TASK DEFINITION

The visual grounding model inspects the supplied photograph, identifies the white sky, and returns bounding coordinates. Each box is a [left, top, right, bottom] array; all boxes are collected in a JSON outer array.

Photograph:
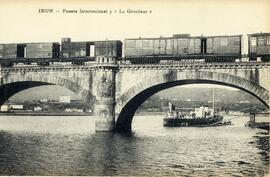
[[0, 0, 269, 44]]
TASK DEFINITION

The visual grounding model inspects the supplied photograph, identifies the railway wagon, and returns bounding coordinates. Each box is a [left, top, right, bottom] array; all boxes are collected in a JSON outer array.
[[25, 43, 60, 58], [248, 33, 270, 62], [172, 34, 202, 56], [61, 38, 122, 61], [125, 34, 242, 63], [0, 44, 18, 59], [0, 43, 60, 59], [0, 42, 60, 66], [125, 37, 176, 64], [205, 35, 242, 62], [124, 35, 200, 64]]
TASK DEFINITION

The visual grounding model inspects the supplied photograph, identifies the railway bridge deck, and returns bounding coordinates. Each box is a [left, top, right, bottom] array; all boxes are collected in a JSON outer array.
[[0, 61, 269, 132]]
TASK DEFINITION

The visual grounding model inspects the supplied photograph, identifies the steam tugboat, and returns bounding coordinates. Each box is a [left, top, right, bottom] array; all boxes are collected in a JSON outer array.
[[163, 89, 230, 127]]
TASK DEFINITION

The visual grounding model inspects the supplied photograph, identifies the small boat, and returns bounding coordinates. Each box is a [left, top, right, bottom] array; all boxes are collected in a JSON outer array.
[[163, 88, 231, 127], [163, 104, 226, 127]]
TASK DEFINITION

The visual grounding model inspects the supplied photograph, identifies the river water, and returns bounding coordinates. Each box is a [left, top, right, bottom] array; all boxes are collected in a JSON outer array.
[[0, 115, 268, 176]]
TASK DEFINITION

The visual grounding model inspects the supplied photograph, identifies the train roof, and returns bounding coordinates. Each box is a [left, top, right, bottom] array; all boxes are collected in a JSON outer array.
[[0, 42, 59, 45], [204, 34, 242, 38], [125, 34, 242, 40], [0, 39, 122, 45], [62, 40, 122, 43], [247, 32, 270, 37], [174, 34, 242, 38], [125, 37, 174, 40]]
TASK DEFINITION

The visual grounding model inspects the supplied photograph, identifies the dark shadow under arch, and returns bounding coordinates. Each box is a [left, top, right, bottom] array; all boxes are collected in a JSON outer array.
[[0, 81, 53, 106], [116, 79, 269, 133]]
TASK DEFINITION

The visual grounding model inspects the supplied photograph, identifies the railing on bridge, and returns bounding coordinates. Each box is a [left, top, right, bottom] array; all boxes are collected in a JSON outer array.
[[118, 61, 270, 68], [0, 60, 270, 71]]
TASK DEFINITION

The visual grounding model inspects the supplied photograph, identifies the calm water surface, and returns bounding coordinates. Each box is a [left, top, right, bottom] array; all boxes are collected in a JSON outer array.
[[0, 115, 268, 176]]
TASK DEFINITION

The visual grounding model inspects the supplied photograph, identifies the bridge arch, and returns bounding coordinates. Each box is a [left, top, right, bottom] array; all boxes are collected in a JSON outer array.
[[0, 76, 93, 106], [115, 70, 269, 132]]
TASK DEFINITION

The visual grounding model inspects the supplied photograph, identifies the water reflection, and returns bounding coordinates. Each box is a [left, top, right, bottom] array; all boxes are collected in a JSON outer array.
[[0, 115, 268, 176], [253, 131, 269, 176]]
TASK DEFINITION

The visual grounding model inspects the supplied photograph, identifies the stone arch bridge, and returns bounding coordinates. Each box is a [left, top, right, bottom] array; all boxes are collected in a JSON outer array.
[[0, 62, 269, 132]]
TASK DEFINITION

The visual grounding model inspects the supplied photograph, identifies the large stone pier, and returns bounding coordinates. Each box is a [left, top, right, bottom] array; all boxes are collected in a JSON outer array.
[[94, 57, 117, 131]]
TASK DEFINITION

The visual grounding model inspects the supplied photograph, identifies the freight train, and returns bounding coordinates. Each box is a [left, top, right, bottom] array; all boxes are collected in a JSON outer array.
[[0, 32, 269, 67], [125, 33, 270, 63], [0, 38, 122, 67]]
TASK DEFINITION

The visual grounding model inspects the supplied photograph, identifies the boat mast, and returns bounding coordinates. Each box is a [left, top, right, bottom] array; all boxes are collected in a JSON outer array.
[[212, 88, 215, 113]]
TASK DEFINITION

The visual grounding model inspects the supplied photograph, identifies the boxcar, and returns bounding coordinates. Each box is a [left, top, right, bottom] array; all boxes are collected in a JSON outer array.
[[0, 42, 60, 66], [25, 43, 60, 58], [61, 42, 89, 58], [0, 44, 17, 59], [0, 42, 60, 59], [125, 37, 176, 63], [0, 44, 27, 59], [61, 39, 122, 61], [248, 33, 270, 62], [172, 35, 202, 56], [205, 35, 242, 62], [125, 34, 242, 63], [95, 41, 122, 58], [125, 36, 204, 64]]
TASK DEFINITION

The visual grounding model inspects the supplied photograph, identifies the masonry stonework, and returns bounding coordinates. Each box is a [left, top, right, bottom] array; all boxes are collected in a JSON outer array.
[[0, 62, 269, 132], [94, 66, 117, 131]]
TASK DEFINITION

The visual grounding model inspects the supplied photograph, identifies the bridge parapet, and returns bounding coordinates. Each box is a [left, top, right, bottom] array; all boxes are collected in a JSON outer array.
[[0, 65, 95, 73], [0, 62, 269, 72], [93, 63, 118, 70], [119, 62, 270, 70]]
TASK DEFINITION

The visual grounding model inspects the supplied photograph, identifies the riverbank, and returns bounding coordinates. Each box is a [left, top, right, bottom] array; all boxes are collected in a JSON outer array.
[[0, 111, 162, 117], [0, 111, 247, 117], [135, 111, 163, 116], [0, 112, 92, 116]]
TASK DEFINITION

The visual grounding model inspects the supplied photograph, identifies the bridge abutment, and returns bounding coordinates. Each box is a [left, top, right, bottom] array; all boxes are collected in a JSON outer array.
[[94, 57, 118, 131]]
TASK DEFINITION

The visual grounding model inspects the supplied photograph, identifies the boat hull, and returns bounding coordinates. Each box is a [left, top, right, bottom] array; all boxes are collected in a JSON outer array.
[[163, 116, 223, 127]]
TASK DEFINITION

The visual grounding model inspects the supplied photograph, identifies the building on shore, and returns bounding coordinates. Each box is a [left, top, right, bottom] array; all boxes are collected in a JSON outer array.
[[0, 105, 10, 112], [59, 96, 71, 103], [10, 104, 24, 110], [33, 107, 42, 112]]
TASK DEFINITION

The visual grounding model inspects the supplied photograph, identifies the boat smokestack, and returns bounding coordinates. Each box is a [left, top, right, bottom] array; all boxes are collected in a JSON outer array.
[[168, 102, 175, 112]]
